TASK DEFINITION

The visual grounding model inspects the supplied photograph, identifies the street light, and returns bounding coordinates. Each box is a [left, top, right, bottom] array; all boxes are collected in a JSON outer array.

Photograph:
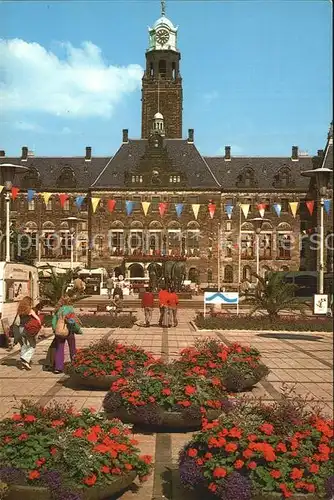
[[301, 166, 332, 294], [61, 216, 86, 270], [248, 217, 271, 278], [0, 163, 28, 262]]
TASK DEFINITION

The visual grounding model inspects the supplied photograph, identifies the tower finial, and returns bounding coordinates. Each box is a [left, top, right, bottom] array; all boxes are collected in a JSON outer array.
[[161, 0, 166, 16]]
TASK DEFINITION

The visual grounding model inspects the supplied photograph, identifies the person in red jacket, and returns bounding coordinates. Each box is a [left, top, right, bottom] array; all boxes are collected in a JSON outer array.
[[168, 287, 179, 327], [158, 286, 169, 327], [142, 287, 155, 327]]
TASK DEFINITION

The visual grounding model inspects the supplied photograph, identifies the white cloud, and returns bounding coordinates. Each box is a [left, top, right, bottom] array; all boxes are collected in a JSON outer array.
[[203, 90, 219, 103], [0, 39, 143, 118]]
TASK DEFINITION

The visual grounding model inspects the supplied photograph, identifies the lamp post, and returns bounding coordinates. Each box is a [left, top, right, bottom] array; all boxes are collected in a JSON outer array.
[[248, 217, 271, 278], [217, 222, 221, 291], [61, 216, 85, 270], [301, 166, 332, 294], [0, 163, 28, 262]]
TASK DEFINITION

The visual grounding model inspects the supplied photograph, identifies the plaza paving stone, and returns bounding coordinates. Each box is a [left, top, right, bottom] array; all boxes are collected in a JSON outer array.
[[0, 307, 332, 499]]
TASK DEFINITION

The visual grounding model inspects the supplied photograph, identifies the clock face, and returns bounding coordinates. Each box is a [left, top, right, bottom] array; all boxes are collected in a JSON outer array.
[[156, 29, 170, 45]]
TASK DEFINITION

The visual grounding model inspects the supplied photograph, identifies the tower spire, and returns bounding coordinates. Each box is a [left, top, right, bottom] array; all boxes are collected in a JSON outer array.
[[161, 0, 166, 16]]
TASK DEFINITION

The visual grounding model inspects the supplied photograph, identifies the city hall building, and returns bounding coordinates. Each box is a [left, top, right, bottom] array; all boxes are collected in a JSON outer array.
[[0, 5, 333, 287]]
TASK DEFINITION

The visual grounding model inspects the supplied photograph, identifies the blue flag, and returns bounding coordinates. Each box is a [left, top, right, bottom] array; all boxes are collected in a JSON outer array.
[[225, 204, 233, 219], [324, 199, 331, 214], [126, 200, 135, 216], [75, 195, 85, 209], [273, 203, 282, 217], [27, 189, 35, 202], [175, 203, 184, 217]]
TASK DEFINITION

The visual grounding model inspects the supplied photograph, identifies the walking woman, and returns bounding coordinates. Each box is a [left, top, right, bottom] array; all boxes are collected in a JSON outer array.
[[16, 296, 41, 370], [51, 296, 82, 374]]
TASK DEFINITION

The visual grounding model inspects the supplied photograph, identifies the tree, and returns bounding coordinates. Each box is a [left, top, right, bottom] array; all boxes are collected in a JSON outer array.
[[39, 265, 82, 306], [245, 272, 307, 321]]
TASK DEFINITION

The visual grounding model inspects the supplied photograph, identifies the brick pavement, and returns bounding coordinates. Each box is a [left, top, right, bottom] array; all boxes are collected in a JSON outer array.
[[0, 307, 332, 499]]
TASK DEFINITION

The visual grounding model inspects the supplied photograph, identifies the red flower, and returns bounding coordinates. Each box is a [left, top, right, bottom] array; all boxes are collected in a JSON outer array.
[[83, 474, 97, 486], [243, 449, 253, 459], [50, 447, 57, 456], [247, 461, 257, 470], [29, 470, 40, 480], [18, 433, 29, 441], [140, 455, 152, 464], [225, 443, 238, 453], [270, 470, 281, 479], [290, 468, 303, 480], [276, 442, 287, 453], [213, 467, 227, 478], [51, 420, 64, 428], [36, 457, 46, 467], [187, 448, 198, 457], [184, 385, 196, 396], [125, 463, 133, 471], [279, 484, 293, 498], [247, 434, 257, 442], [211, 377, 221, 386], [110, 427, 120, 436], [11, 413, 21, 421], [259, 423, 274, 435], [25, 415, 37, 423], [86, 432, 99, 443], [208, 483, 217, 493], [4, 437, 11, 444], [178, 400, 191, 407], [162, 388, 171, 396], [309, 464, 319, 474], [73, 428, 85, 438], [234, 460, 244, 469], [229, 427, 242, 439]]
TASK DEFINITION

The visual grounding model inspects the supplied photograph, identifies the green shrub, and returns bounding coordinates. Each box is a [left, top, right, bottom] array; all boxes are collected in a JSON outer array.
[[43, 314, 136, 329]]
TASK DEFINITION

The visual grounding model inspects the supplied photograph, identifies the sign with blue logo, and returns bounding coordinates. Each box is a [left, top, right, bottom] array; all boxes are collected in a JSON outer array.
[[204, 292, 239, 305]]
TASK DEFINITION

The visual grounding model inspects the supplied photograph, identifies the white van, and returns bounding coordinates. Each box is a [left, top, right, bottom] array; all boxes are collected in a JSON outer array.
[[0, 262, 39, 333]]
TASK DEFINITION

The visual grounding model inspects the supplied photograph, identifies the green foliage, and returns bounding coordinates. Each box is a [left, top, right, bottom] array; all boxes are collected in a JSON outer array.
[[0, 481, 8, 500], [43, 314, 136, 328], [39, 265, 82, 306]]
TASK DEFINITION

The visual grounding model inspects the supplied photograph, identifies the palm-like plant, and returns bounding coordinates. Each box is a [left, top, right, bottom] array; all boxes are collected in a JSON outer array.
[[245, 272, 307, 321], [39, 265, 82, 306]]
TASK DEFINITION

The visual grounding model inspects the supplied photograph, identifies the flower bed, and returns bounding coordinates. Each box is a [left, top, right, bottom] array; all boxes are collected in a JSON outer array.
[[103, 369, 236, 430], [0, 401, 152, 500], [65, 339, 155, 389], [179, 389, 334, 499], [175, 339, 269, 392], [44, 315, 136, 329], [194, 314, 333, 332]]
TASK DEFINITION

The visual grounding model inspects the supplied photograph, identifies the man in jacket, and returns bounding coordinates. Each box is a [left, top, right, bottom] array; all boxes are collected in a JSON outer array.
[[141, 287, 155, 327], [158, 286, 169, 327]]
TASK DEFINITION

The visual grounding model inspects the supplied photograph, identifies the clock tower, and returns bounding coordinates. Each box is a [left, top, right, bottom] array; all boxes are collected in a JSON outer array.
[[141, 1, 183, 139]]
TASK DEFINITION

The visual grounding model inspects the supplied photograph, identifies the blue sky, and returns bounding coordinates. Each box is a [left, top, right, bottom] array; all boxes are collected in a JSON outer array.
[[0, 0, 332, 157]]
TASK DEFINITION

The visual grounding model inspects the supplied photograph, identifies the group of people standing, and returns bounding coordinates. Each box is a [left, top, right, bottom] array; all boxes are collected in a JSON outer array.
[[141, 286, 179, 328], [13, 295, 81, 373]]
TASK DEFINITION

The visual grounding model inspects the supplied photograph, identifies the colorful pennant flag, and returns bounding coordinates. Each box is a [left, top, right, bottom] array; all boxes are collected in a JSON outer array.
[[91, 197, 101, 213], [75, 195, 85, 209], [225, 204, 233, 219], [273, 203, 282, 217], [159, 202, 167, 217], [142, 201, 150, 216], [11, 187, 19, 200], [324, 199, 331, 214], [208, 203, 216, 219], [126, 200, 135, 216], [42, 193, 52, 206], [289, 201, 299, 218], [306, 200, 315, 216], [59, 193, 69, 208], [175, 203, 184, 217], [240, 204, 250, 219], [27, 189, 35, 202], [0, 185, 4, 194], [257, 203, 266, 218], [192, 204, 200, 220], [108, 199, 116, 213]]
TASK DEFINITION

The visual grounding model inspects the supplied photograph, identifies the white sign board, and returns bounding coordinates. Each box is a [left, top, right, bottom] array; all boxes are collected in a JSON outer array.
[[313, 294, 328, 315], [204, 291, 239, 315]]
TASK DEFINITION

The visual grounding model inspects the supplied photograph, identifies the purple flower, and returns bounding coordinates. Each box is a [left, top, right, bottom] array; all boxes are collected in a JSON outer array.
[[0, 467, 25, 484], [179, 450, 204, 487], [214, 472, 252, 500], [325, 475, 334, 499]]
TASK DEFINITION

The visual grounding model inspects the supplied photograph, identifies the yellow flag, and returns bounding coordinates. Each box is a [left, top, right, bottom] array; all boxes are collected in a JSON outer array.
[[192, 204, 200, 219], [42, 192, 52, 205], [289, 201, 299, 218], [142, 201, 150, 216], [240, 203, 250, 219], [91, 197, 101, 213], [0, 185, 4, 194]]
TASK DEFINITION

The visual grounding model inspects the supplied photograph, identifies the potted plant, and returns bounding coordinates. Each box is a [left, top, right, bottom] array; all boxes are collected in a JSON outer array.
[[103, 367, 235, 430], [65, 339, 155, 389], [0, 400, 152, 500], [176, 338, 269, 392], [179, 388, 333, 499]]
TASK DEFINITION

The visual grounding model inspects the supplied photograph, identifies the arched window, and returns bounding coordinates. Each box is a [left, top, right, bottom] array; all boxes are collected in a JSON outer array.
[[243, 265, 252, 282], [158, 59, 166, 77], [224, 265, 233, 283], [21, 167, 41, 189], [57, 166, 76, 188], [244, 168, 255, 188], [188, 267, 199, 283]]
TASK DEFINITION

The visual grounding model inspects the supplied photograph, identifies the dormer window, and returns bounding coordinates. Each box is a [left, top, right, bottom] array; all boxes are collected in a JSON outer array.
[[170, 175, 181, 183], [236, 167, 257, 188], [131, 175, 143, 183]]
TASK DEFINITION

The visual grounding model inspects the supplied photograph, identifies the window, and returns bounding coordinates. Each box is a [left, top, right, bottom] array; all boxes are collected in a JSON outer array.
[[60, 233, 71, 258], [168, 230, 181, 254], [207, 269, 213, 283], [80, 222, 87, 231], [277, 234, 291, 259], [80, 241, 87, 257], [150, 62, 154, 77], [172, 62, 176, 79], [43, 232, 55, 258], [241, 233, 254, 259], [281, 199, 289, 212], [63, 199, 70, 211], [57, 166, 76, 188], [260, 233, 272, 259], [28, 200, 35, 211], [131, 175, 143, 183], [46, 199, 52, 211], [243, 265, 252, 282], [110, 231, 124, 255], [226, 221, 232, 232], [187, 230, 200, 256], [130, 231, 142, 254], [151, 196, 160, 212], [224, 265, 233, 283], [169, 175, 181, 184], [158, 59, 166, 77], [225, 238, 233, 258], [244, 168, 255, 188], [115, 198, 123, 211], [149, 232, 161, 255]]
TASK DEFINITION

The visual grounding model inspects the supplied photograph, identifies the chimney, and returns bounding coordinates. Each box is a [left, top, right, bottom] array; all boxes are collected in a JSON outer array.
[[188, 129, 194, 143], [0, 150, 5, 157], [21, 146, 28, 161], [224, 146, 231, 161], [317, 149, 324, 157], [85, 146, 92, 161], [122, 129, 129, 143], [291, 146, 299, 161]]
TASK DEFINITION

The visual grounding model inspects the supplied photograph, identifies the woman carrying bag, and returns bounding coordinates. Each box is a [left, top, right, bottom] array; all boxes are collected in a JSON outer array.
[[51, 296, 82, 374], [14, 296, 42, 370]]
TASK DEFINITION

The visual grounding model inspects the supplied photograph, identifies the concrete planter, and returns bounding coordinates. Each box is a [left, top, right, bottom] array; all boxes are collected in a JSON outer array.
[[223, 376, 260, 392], [106, 407, 221, 430], [6, 472, 137, 500], [68, 372, 118, 390]]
